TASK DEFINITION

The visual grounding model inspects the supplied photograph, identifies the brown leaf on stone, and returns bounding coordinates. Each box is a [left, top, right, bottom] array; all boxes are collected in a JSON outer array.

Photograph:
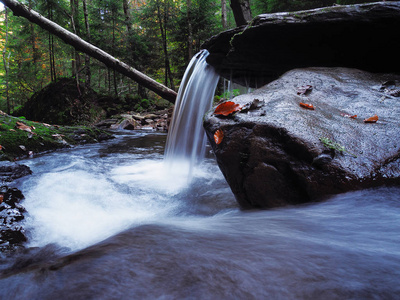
[[214, 101, 242, 116], [297, 85, 313, 96], [214, 129, 224, 145], [0, 194, 3, 204], [364, 114, 378, 123], [299, 102, 315, 110]]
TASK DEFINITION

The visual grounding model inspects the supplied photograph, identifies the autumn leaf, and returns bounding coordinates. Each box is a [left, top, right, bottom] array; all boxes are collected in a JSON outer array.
[[364, 114, 378, 123], [214, 101, 242, 116], [297, 85, 313, 96], [299, 102, 315, 110], [0, 194, 3, 204], [214, 129, 224, 145], [16, 121, 35, 133]]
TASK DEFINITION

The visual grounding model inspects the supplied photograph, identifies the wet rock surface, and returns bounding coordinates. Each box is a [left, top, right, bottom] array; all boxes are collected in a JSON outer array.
[[0, 162, 32, 182], [203, 67, 400, 208], [0, 186, 27, 252], [95, 109, 170, 131], [202, 2, 400, 87]]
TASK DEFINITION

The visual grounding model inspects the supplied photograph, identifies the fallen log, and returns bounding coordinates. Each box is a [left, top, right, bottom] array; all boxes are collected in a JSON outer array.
[[1, 0, 177, 103]]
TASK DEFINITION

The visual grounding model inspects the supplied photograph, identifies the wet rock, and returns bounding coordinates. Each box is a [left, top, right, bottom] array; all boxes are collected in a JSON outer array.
[[0, 186, 27, 252], [97, 110, 170, 131], [0, 162, 32, 182], [202, 2, 400, 87], [95, 119, 119, 128], [203, 67, 400, 208]]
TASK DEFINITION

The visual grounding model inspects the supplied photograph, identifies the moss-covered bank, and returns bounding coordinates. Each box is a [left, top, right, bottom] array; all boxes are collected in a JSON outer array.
[[0, 111, 113, 161]]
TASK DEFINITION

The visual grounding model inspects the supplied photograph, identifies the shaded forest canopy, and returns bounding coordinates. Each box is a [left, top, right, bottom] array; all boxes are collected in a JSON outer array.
[[0, 0, 379, 116]]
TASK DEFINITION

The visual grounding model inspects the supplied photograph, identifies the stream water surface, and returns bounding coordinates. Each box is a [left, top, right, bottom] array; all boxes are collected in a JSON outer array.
[[1, 131, 400, 299]]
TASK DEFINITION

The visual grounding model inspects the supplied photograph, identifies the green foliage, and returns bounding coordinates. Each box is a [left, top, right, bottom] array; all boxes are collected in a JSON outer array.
[[319, 137, 357, 158], [0, 0, 382, 118], [134, 98, 151, 112]]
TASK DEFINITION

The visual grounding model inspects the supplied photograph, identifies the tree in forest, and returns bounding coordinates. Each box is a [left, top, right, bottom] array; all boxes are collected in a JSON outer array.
[[1, 0, 378, 114], [82, 0, 91, 88], [230, 0, 252, 26], [1, 0, 177, 103], [1, 7, 10, 113]]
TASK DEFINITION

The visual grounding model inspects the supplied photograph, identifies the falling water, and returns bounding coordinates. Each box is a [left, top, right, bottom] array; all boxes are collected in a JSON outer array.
[[164, 50, 219, 178]]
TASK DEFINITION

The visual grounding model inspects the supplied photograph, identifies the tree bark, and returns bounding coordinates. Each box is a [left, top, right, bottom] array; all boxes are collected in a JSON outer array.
[[82, 0, 91, 88], [187, 0, 193, 60], [1, 0, 177, 103], [2, 7, 11, 114], [156, 0, 175, 91], [230, 0, 252, 26], [221, 0, 227, 30]]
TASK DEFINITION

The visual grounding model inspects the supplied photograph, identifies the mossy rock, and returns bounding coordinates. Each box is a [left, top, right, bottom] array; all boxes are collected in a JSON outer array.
[[0, 112, 113, 161], [14, 78, 106, 126]]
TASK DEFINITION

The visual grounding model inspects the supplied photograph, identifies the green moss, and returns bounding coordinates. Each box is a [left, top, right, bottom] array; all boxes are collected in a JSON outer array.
[[0, 113, 113, 161], [319, 137, 357, 158]]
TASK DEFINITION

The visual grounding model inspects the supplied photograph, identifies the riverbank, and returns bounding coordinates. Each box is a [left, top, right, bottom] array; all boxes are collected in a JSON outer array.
[[0, 111, 113, 162]]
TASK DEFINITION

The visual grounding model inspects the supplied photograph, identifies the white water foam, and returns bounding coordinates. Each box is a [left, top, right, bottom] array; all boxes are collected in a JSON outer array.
[[22, 167, 177, 250]]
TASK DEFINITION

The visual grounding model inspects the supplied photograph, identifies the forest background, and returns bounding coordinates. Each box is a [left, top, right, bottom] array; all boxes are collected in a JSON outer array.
[[0, 0, 377, 116]]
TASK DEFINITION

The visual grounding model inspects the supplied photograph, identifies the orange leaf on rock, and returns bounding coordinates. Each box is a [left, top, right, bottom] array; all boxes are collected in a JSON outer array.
[[364, 114, 378, 123], [299, 102, 315, 110], [0, 194, 3, 204], [214, 129, 224, 145], [214, 101, 242, 116]]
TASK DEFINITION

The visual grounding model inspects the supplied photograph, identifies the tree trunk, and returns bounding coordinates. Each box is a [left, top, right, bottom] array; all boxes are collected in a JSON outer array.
[[70, 0, 81, 89], [187, 0, 193, 60], [47, 5, 56, 82], [2, 7, 11, 114], [1, 0, 177, 103], [156, 0, 175, 91], [221, 0, 227, 29], [230, 0, 252, 26], [122, 0, 131, 34], [82, 0, 91, 88], [123, 0, 146, 99]]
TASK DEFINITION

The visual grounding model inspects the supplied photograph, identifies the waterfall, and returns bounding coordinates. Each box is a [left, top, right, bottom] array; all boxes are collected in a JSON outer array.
[[164, 50, 220, 178]]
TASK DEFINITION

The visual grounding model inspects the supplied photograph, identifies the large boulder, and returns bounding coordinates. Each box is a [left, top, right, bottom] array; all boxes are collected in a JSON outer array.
[[15, 78, 106, 126], [203, 67, 400, 208], [202, 1, 400, 87]]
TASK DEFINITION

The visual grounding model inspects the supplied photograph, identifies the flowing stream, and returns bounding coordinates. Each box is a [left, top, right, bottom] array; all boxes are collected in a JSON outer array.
[[0, 51, 400, 298], [0, 131, 399, 299]]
